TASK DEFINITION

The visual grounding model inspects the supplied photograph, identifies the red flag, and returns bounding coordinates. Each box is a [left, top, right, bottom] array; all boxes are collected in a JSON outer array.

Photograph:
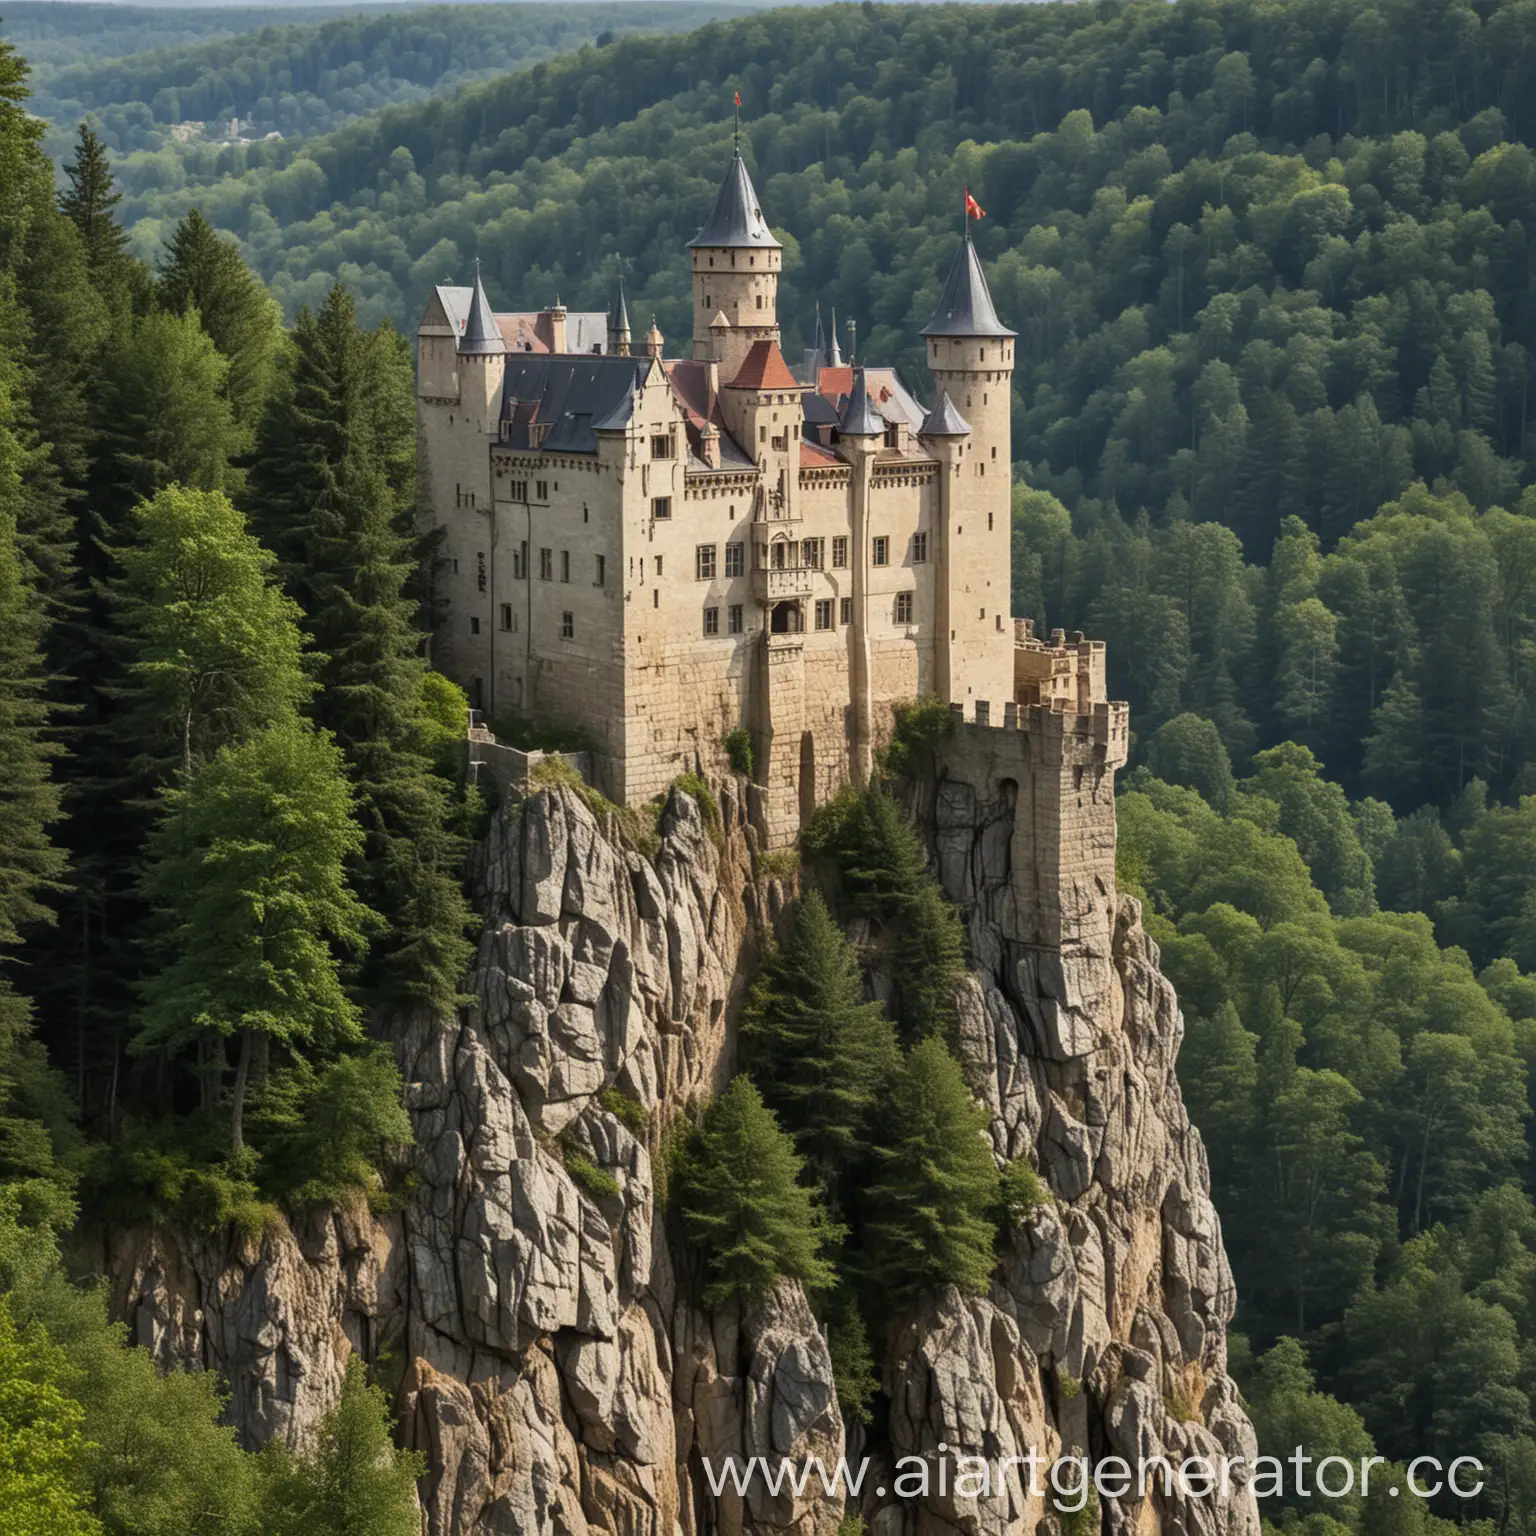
[[734, 90, 742, 107], [965, 186, 985, 221]]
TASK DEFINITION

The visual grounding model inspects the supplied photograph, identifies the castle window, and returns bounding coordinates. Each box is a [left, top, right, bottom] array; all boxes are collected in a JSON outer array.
[[912, 531, 928, 563], [539, 548, 553, 580], [536, 480, 549, 500], [470, 616, 481, 635], [756, 295, 763, 310], [655, 556, 664, 576], [814, 599, 833, 631], [561, 550, 570, 583], [513, 542, 528, 580], [703, 606, 720, 636], [988, 513, 994, 530], [561, 612, 574, 639], [651, 434, 674, 460], [477, 551, 487, 591], [872, 536, 889, 567], [895, 592, 914, 625], [832, 536, 848, 569], [652, 496, 672, 520], [840, 596, 852, 626], [696, 545, 717, 580], [802, 538, 824, 569], [510, 479, 528, 501], [728, 604, 744, 634], [595, 554, 606, 587], [724, 542, 744, 578], [991, 446, 997, 460], [500, 604, 514, 631]]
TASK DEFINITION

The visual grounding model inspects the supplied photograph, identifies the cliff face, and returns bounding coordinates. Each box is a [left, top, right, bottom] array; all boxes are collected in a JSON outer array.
[[110, 777, 1259, 1536]]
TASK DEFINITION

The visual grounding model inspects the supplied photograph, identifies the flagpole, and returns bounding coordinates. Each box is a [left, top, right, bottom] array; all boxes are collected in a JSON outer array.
[[734, 94, 740, 154], [964, 183, 970, 241]]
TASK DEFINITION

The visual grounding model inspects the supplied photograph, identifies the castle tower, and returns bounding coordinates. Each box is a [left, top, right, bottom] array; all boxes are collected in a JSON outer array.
[[688, 152, 781, 381], [458, 262, 506, 434], [608, 275, 632, 356], [840, 368, 884, 786], [922, 234, 1015, 715]]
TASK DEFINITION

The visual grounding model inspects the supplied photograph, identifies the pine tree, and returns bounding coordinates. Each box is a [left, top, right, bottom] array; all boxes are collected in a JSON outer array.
[[58, 122, 128, 289], [156, 209, 279, 437], [676, 1076, 839, 1306], [742, 891, 898, 1192], [864, 1038, 1000, 1298], [136, 718, 374, 1153], [248, 285, 472, 1015], [259, 1358, 423, 1536], [105, 485, 310, 785]]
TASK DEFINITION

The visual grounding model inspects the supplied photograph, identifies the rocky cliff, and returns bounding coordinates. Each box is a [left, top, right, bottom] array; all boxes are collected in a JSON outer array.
[[109, 774, 1260, 1536]]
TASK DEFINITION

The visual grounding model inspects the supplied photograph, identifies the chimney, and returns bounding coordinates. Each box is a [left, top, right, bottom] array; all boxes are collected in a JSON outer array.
[[543, 298, 568, 354]]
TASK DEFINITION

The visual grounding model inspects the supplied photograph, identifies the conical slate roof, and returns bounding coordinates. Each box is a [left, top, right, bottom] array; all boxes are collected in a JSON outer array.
[[610, 274, 631, 335], [828, 307, 844, 367], [920, 390, 971, 437], [688, 152, 781, 249], [838, 368, 884, 437], [459, 262, 505, 355], [921, 235, 1014, 338]]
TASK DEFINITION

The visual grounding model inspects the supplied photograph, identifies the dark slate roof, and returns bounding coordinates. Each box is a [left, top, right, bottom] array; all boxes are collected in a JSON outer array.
[[838, 368, 884, 437], [459, 264, 506, 356], [921, 235, 1015, 338], [688, 152, 781, 249], [498, 356, 648, 452], [920, 390, 971, 437]]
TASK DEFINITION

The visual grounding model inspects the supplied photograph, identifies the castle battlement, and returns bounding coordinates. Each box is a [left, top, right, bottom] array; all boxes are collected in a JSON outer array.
[[417, 145, 1123, 850]]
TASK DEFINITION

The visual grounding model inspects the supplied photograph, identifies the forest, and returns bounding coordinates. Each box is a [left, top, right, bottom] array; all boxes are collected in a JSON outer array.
[[4, 0, 1536, 1528], [23, 2, 764, 161]]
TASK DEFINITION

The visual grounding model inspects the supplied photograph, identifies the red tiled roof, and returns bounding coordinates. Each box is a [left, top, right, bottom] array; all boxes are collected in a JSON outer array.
[[801, 440, 842, 466], [728, 340, 802, 391], [816, 365, 853, 400]]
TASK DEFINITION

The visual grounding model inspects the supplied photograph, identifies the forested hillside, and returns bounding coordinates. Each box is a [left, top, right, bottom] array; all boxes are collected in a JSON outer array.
[[27, 2, 764, 159], [5, 0, 1536, 1528]]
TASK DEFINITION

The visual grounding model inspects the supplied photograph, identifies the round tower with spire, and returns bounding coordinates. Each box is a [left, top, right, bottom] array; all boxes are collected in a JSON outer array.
[[921, 232, 1016, 715], [688, 151, 781, 379], [458, 260, 507, 435], [608, 274, 632, 357]]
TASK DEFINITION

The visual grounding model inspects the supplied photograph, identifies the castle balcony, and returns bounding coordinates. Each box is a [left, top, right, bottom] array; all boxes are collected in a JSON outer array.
[[754, 565, 814, 604]]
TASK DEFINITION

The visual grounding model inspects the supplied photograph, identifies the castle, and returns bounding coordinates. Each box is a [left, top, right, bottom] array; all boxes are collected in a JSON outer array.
[[416, 146, 1126, 845]]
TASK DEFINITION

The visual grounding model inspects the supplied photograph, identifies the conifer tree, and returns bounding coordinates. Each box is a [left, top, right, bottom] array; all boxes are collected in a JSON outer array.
[[156, 209, 279, 437], [259, 1358, 423, 1536], [106, 485, 310, 784], [58, 122, 128, 289], [742, 891, 898, 1192], [248, 285, 472, 1015], [863, 1038, 1000, 1298], [136, 718, 373, 1153], [676, 1076, 838, 1306], [0, 332, 64, 1038]]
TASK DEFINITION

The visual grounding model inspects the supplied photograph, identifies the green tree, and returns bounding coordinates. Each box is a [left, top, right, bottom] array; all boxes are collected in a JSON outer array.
[[91, 309, 235, 526], [1145, 713, 1235, 810], [106, 486, 310, 783], [248, 285, 472, 1014], [135, 718, 373, 1153], [742, 891, 897, 1192], [57, 122, 129, 294], [0, 1301, 100, 1536], [863, 1038, 1000, 1298], [156, 209, 278, 436], [258, 1358, 422, 1536], [675, 1076, 838, 1306]]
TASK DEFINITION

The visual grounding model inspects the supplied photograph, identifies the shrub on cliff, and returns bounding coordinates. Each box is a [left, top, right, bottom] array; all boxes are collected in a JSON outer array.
[[742, 891, 898, 1194], [863, 1038, 1000, 1297], [675, 1076, 838, 1306]]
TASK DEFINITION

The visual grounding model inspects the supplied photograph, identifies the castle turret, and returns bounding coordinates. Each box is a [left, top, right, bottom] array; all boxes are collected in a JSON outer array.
[[643, 317, 664, 359], [608, 275, 632, 356], [688, 151, 781, 379], [827, 308, 843, 368], [923, 234, 1015, 716], [457, 261, 506, 434]]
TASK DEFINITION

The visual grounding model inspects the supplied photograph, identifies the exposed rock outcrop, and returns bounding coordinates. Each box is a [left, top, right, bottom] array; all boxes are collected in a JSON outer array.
[[111, 773, 1258, 1536]]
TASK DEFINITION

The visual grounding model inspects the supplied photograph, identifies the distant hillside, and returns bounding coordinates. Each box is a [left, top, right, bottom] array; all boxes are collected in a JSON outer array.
[[27, 1, 765, 156], [3, 1, 408, 71]]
